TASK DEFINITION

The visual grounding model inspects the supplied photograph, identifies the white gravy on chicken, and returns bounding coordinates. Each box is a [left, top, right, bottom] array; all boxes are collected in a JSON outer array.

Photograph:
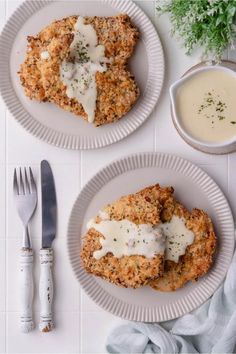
[[158, 216, 194, 262], [87, 219, 166, 260], [60, 16, 109, 123], [88, 211, 195, 262]]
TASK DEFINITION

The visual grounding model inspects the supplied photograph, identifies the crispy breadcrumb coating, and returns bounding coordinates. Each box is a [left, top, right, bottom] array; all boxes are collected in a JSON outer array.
[[18, 14, 140, 126], [149, 201, 216, 291], [80, 185, 166, 288], [81, 184, 216, 290]]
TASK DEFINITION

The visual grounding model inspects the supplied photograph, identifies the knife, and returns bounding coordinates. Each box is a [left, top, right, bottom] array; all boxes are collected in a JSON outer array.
[[39, 160, 57, 333]]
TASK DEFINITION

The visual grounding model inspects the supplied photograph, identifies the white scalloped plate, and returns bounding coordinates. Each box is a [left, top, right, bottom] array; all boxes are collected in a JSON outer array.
[[68, 152, 235, 322], [0, 0, 164, 150]]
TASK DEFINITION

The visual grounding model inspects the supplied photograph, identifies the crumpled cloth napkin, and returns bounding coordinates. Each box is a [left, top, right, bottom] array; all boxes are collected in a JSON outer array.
[[106, 250, 236, 354]]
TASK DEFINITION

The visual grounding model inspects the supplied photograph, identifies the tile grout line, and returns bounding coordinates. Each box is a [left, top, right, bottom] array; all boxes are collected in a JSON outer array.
[[0, 309, 91, 313], [227, 153, 229, 197], [226, 47, 230, 199], [154, 107, 157, 153], [4, 0, 7, 352], [79, 150, 83, 354], [153, 0, 157, 153]]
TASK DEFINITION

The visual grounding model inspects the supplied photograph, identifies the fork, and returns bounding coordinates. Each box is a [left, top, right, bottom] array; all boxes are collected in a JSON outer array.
[[13, 167, 37, 333]]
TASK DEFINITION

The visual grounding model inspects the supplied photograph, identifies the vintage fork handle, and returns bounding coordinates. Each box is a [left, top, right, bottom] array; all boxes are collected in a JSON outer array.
[[20, 248, 34, 333], [39, 248, 54, 332]]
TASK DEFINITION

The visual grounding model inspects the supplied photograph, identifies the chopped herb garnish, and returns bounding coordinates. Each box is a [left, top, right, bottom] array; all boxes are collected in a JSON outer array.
[[197, 91, 227, 122]]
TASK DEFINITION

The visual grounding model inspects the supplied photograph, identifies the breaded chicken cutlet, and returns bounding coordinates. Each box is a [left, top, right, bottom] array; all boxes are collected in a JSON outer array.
[[149, 202, 216, 291], [80, 185, 172, 288], [140, 185, 216, 291], [81, 184, 217, 291], [18, 14, 140, 126]]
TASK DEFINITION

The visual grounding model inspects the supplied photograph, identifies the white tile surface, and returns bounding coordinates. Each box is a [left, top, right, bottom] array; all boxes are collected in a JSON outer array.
[[81, 112, 156, 185], [199, 163, 229, 199], [0, 1, 6, 32], [6, 312, 80, 353], [81, 292, 103, 313], [0, 313, 6, 354], [81, 311, 120, 354], [0, 97, 6, 165], [0, 166, 5, 240], [0, 0, 236, 353], [6, 113, 80, 165], [5, 0, 21, 18], [0, 239, 6, 312]]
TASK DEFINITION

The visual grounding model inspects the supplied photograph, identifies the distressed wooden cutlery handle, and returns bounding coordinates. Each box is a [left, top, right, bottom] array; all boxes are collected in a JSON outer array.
[[39, 248, 54, 332], [20, 248, 34, 333]]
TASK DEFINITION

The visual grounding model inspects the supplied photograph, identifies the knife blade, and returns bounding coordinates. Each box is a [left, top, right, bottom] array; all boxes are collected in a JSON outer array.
[[39, 160, 57, 333], [41, 160, 57, 248]]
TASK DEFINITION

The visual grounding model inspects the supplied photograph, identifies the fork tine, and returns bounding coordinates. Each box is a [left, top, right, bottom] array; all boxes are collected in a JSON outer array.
[[29, 167, 36, 194], [13, 168, 19, 195], [19, 168, 25, 195], [24, 167, 30, 194]]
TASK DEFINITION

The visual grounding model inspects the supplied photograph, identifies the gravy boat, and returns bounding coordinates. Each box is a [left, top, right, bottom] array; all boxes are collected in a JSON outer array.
[[170, 65, 236, 154]]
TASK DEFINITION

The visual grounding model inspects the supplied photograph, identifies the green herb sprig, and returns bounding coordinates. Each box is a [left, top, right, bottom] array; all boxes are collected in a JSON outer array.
[[156, 0, 236, 60]]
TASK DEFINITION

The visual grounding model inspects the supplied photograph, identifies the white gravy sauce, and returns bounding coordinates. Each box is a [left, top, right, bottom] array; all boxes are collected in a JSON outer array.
[[87, 219, 166, 260], [157, 216, 194, 262], [60, 16, 108, 123], [87, 214, 194, 262], [176, 69, 236, 143]]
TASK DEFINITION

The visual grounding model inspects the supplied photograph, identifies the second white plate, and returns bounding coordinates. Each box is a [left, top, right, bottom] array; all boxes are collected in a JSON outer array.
[[67, 152, 235, 322], [0, 0, 164, 150]]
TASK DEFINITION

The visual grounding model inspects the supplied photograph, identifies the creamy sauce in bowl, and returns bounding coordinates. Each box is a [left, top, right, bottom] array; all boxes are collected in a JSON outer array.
[[60, 16, 109, 123], [175, 68, 236, 143], [87, 215, 194, 262]]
